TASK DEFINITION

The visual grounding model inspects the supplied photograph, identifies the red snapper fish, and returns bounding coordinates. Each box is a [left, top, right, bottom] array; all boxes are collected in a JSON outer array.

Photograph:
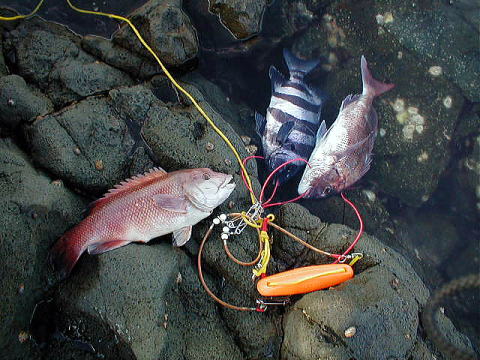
[[298, 56, 394, 198], [50, 167, 235, 278]]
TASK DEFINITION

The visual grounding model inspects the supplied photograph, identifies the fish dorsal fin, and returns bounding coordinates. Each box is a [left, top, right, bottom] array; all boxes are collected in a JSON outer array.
[[255, 112, 267, 136], [339, 94, 360, 112], [269, 65, 286, 91], [277, 121, 295, 145], [316, 120, 327, 143], [89, 167, 169, 213]]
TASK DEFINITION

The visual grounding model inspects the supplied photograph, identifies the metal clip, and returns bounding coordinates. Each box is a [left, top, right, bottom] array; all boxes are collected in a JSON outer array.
[[255, 297, 290, 311], [338, 252, 364, 264], [225, 202, 264, 235]]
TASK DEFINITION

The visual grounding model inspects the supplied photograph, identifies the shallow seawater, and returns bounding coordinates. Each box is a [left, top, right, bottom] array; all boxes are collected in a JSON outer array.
[[1, 0, 145, 38], [1, 0, 479, 358]]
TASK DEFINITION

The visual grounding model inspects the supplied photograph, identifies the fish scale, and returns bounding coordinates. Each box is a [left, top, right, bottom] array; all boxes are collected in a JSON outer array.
[[298, 56, 394, 198], [50, 167, 235, 278], [256, 49, 324, 184]]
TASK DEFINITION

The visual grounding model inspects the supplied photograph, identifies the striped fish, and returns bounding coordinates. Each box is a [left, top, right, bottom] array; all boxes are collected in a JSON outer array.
[[256, 49, 325, 184]]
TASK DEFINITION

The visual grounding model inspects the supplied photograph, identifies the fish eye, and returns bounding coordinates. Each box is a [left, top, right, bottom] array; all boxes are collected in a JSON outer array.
[[202, 173, 210, 180]]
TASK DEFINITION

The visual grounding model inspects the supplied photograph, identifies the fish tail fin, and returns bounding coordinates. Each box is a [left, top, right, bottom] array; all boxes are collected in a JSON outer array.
[[283, 48, 320, 78], [361, 56, 394, 97], [49, 227, 86, 279]]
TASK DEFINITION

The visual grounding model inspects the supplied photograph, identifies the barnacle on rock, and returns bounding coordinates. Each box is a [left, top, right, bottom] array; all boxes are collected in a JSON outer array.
[[390, 98, 426, 140]]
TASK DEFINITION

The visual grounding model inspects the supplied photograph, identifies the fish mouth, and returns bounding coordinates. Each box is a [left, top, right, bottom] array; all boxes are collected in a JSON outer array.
[[220, 175, 235, 190]]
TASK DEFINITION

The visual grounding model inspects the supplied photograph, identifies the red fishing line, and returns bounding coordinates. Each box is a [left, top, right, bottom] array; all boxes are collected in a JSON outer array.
[[263, 179, 280, 206], [259, 157, 310, 205], [241, 155, 264, 197], [332, 192, 364, 264]]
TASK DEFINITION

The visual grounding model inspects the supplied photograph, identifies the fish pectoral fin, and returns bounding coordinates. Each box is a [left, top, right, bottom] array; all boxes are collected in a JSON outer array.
[[255, 112, 267, 136], [172, 226, 192, 247], [269, 65, 287, 91], [87, 240, 131, 255], [153, 194, 189, 213], [276, 121, 295, 145]]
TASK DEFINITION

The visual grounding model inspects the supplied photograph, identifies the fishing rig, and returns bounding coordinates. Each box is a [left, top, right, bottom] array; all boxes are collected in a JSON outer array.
[[197, 155, 364, 311], [1, 1, 364, 312]]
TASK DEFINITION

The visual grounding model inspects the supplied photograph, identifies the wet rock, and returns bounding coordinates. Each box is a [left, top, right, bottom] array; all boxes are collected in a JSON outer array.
[[55, 244, 243, 360], [0, 34, 7, 76], [261, 0, 326, 41], [171, 254, 244, 360], [46, 58, 134, 106], [25, 78, 258, 194], [4, 17, 133, 107], [292, 1, 464, 207], [0, 74, 53, 128], [54, 243, 178, 359], [455, 102, 480, 140], [113, 0, 198, 67], [81, 35, 160, 79], [3, 17, 81, 89], [0, 138, 85, 359], [380, 0, 480, 102], [142, 81, 258, 176], [301, 188, 395, 245], [395, 210, 460, 268], [25, 95, 138, 193], [179, 72, 259, 140], [277, 204, 473, 359], [220, 283, 279, 359], [463, 135, 480, 213], [208, 0, 268, 39]]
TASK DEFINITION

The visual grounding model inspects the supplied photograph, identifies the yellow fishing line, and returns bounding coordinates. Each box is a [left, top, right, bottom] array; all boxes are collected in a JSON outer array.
[[0, 0, 256, 205], [0, 0, 45, 20], [63, 0, 257, 204]]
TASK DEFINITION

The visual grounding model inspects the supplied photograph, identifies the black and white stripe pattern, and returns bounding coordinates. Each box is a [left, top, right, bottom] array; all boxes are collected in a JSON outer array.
[[265, 78, 322, 160], [257, 49, 324, 183]]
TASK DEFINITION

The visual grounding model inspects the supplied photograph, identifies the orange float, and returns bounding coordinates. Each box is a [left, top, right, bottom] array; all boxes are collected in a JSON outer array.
[[257, 264, 354, 297]]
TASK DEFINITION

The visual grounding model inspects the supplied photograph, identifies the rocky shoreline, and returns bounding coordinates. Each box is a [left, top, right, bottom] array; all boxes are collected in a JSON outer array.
[[1, 0, 478, 359]]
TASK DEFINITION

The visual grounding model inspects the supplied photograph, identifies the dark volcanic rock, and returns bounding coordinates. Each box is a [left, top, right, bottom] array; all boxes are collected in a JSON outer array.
[[142, 81, 258, 176], [26, 95, 138, 193], [46, 58, 134, 106], [380, 0, 480, 102], [301, 188, 395, 245], [81, 35, 160, 79], [277, 204, 473, 359], [0, 34, 7, 76], [4, 17, 134, 108], [55, 244, 243, 360], [208, 0, 268, 39], [113, 0, 198, 67], [292, 1, 465, 207], [0, 139, 85, 359], [3, 17, 81, 89], [0, 74, 53, 128]]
